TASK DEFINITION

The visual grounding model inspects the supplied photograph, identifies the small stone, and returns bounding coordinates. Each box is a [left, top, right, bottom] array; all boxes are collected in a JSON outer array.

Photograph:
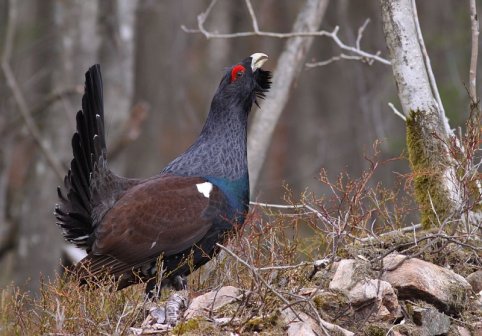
[[455, 326, 471, 336], [382, 253, 471, 315], [184, 286, 242, 319], [466, 270, 482, 293], [349, 279, 402, 322], [281, 309, 354, 336], [473, 322, 482, 336], [412, 306, 451, 336], [329, 259, 369, 294]]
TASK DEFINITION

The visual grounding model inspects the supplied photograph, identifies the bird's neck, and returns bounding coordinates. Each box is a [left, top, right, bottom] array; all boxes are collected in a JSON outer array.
[[162, 97, 251, 214], [164, 100, 250, 181]]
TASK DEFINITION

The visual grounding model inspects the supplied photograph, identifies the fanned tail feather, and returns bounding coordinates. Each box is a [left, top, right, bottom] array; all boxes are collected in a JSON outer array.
[[55, 65, 106, 252]]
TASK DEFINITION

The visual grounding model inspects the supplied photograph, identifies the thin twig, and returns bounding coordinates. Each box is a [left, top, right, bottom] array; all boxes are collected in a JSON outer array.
[[1, 0, 64, 180], [469, 0, 479, 102], [250, 201, 305, 209], [306, 54, 366, 68], [356, 19, 371, 50], [388, 102, 406, 121], [181, 0, 390, 66], [216, 243, 306, 322], [245, 0, 259, 33], [358, 223, 422, 242], [257, 261, 310, 271]]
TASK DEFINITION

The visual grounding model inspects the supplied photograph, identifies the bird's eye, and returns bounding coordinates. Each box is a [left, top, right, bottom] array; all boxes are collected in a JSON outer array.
[[231, 64, 246, 83]]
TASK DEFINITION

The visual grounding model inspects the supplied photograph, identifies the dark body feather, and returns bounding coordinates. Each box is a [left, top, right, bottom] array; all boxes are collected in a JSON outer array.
[[55, 55, 271, 294]]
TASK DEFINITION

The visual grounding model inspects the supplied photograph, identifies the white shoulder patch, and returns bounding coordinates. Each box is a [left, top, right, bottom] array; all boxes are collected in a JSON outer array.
[[196, 182, 213, 198]]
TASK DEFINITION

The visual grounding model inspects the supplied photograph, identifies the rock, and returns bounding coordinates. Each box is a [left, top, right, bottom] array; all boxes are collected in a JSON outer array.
[[349, 279, 402, 322], [475, 291, 482, 311], [382, 254, 471, 315], [329, 259, 369, 293], [281, 309, 354, 336], [313, 291, 350, 320], [466, 270, 482, 293], [411, 306, 450, 336], [286, 318, 317, 336], [473, 322, 482, 336], [455, 325, 471, 336], [328, 259, 402, 322], [184, 286, 242, 319]]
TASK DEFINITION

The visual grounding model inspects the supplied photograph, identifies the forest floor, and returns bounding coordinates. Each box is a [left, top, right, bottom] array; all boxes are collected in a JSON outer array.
[[0, 210, 480, 335]]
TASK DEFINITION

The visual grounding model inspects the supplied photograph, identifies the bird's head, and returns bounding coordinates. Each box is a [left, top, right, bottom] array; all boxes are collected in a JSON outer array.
[[214, 53, 271, 109]]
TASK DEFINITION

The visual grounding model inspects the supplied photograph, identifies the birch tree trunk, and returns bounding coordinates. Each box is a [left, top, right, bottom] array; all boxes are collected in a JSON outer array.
[[380, 0, 463, 229], [248, 0, 330, 196]]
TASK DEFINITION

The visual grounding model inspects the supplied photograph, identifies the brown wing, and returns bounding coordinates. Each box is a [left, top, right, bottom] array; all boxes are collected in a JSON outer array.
[[82, 175, 226, 277]]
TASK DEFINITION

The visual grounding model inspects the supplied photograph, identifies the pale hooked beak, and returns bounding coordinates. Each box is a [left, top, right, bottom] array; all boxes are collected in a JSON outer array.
[[250, 53, 268, 71]]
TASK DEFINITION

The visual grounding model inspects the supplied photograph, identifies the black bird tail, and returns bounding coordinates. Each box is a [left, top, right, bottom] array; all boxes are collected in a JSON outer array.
[[55, 65, 106, 251]]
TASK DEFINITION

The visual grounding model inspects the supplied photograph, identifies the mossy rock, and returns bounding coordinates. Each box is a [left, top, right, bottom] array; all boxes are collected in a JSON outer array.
[[244, 312, 279, 332], [313, 291, 350, 320]]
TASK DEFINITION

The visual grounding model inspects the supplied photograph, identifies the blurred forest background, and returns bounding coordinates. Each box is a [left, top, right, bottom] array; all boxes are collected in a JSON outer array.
[[0, 0, 477, 294]]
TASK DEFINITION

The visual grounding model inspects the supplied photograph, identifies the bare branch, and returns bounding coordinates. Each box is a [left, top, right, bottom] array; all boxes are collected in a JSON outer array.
[[469, 0, 479, 101], [216, 243, 291, 306], [1, 0, 64, 180], [306, 54, 369, 68], [388, 102, 407, 121], [181, 2, 390, 66], [356, 18, 371, 50], [244, 0, 259, 33], [250, 201, 305, 210]]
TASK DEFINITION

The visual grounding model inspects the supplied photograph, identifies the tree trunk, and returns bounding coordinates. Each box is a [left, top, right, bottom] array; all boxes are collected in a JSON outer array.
[[248, 0, 330, 196], [7, 0, 99, 293], [97, 0, 136, 172], [380, 0, 462, 229]]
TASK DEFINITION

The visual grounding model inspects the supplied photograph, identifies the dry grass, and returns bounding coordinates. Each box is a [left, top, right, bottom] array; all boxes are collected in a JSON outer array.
[[1, 140, 481, 335], [0, 273, 147, 335]]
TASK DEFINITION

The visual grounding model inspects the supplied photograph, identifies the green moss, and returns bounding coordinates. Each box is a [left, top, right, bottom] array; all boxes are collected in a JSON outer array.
[[406, 109, 454, 229], [363, 324, 387, 336], [336, 246, 350, 259], [171, 318, 201, 334], [313, 292, 349, 319], [245, 312, 279, 332]]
